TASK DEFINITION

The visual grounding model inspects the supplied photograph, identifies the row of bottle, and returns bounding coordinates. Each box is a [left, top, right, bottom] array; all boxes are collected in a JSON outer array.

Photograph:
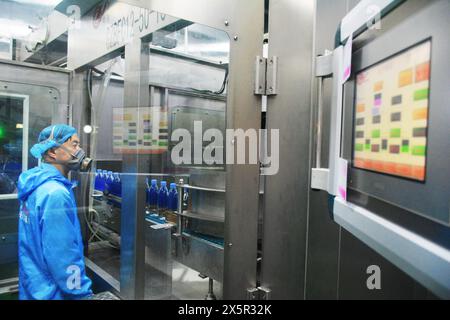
[[94, 169, 122, 197], [146, 179, 178, 212], [94, 172, 178, 212]]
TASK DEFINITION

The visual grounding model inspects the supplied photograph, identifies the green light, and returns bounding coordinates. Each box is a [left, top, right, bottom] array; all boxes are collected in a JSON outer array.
[[0, 126, 5, 139]]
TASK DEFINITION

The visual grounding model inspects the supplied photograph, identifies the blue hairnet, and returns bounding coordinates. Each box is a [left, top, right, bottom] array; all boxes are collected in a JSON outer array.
[[30, 124, 77, 159]]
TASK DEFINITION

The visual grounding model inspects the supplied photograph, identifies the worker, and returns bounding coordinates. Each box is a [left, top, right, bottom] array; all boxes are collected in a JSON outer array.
[[17, 124, 93, 300]]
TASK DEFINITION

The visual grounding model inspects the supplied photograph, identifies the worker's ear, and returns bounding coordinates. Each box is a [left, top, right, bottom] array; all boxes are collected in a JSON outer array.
[[44, 148, 58, 161]]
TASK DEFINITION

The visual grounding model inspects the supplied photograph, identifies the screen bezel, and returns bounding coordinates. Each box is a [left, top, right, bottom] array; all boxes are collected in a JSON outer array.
[[341, 0, 450, 226]]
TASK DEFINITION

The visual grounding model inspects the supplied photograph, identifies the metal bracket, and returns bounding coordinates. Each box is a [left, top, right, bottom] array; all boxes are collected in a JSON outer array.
[[254, 56, 278, 96], [311, 168, 330, 191], [254, 56, 266, 95], [266, 56, 278, 96], [311, 50, 334, 192], [246, 287, 272, 300], [315, 50, 333, 77]]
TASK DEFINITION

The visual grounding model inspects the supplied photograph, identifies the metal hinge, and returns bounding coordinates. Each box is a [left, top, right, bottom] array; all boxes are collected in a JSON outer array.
[[246, 287, 272, 300], [254, 56, 278, 96]]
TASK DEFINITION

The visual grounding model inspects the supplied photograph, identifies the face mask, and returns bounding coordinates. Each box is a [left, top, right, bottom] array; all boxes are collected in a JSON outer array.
[[60, 146, 93, 172], [67, 148, 93, 172]]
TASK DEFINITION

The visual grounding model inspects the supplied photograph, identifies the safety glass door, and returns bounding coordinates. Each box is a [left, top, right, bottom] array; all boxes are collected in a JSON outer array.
[[68, 0, 263, 300]]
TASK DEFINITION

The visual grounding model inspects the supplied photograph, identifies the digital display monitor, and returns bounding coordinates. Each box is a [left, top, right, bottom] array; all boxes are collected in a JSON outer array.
[[353, 40, 431, 181]]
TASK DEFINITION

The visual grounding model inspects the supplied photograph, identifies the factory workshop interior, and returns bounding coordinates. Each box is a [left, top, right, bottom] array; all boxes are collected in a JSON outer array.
[[0, 0, 449, 301]]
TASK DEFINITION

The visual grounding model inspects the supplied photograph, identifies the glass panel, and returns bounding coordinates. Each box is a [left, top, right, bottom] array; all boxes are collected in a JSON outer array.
[[143, 17, 229, 301], [0, 94, 24, 195], [84, 8, 230, 299], [84, 62, 123, 284]]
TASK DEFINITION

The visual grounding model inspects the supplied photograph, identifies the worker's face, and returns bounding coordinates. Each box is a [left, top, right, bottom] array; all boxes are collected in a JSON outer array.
[[54, 134, 81, 163]]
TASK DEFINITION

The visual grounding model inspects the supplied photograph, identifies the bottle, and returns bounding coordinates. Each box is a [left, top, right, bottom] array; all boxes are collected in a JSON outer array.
[[158, 181, 169, 213], [145, 178, 151, 209], [94, 169, 102, 191], [109, 172, 116, 196], [113, 173, 121, 197], [149, 179, 159, 211], [166, 183, 178, 224], [104, 171, 114, 195], [100, 170, 108, 192], [168, 183, 178, 212]]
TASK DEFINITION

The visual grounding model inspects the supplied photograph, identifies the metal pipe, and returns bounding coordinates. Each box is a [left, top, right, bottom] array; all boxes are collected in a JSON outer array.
[[205, 278, 217, 300], [177, 178, 184, 235]]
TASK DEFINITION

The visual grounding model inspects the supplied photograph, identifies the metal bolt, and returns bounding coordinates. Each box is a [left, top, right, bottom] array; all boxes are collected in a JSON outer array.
[[1, 237, 6, 241], [228, 243, 233, 247], [234, 35, 238, 41], [224, 20, 229, 26]]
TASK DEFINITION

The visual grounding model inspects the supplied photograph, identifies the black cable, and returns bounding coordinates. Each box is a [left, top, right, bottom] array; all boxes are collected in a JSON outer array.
[[186, 67, 229, 95], [91, 64, 229, 96]]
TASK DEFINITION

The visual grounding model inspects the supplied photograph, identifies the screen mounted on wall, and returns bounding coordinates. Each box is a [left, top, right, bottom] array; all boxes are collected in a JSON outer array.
[[352, 40, 431, 182]]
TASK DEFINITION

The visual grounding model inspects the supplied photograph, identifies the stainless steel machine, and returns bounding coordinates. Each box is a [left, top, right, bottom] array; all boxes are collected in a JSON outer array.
[[1, 0, 449, 301]]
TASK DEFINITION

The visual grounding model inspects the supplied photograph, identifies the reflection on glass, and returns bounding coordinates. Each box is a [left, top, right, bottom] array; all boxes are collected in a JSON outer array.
[[154, 24, 230, 64], [0, 95, 23, 195], [149, 23, 229, 94], [0, 78, 60, 285], [84, 11, 230, 299], [143, 18, 229, 300]]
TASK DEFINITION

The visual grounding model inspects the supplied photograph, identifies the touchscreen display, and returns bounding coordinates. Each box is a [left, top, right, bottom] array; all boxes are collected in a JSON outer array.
[[353, 40, 431, 181]]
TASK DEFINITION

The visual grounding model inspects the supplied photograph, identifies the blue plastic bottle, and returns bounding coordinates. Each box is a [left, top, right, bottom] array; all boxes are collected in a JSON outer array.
[[113, 173, 121, 197], [168, 183, 178, 212], [109, 172, 115, 196], [145, 178, 151, 208], [158, 181, 169, 212], [100, 170, 108, 192], [94, 169, 102, 191], [104, 171, 114, 195], [95, 169, 103, 192], [149, 179, 159, 210]]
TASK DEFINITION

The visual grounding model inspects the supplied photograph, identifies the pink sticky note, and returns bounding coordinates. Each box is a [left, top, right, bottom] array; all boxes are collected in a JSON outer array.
[[339, 186, 347, 201], [342, 34, 353, 84], [337, 158, 348, 201]]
